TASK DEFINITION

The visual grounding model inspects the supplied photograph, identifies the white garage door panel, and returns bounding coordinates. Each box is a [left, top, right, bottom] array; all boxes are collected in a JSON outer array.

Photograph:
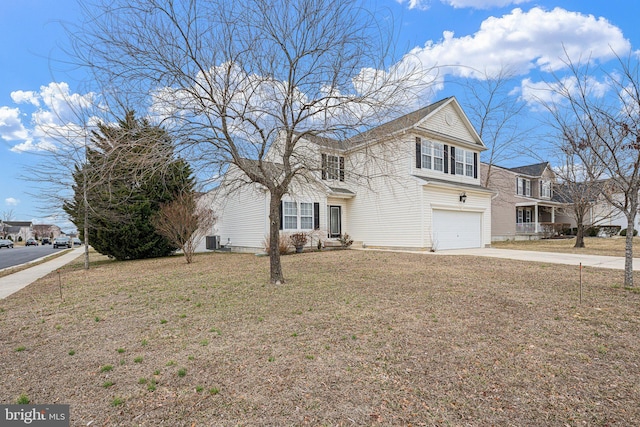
[[432, 210, 481, 250]]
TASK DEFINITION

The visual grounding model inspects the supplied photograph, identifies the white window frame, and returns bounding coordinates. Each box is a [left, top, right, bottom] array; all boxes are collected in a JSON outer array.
[[517, 207, 532, 223], [465, 151, 474, 177], [326, 155, 340, 180], [283, 201, 314, 231], [540, 180, 552, 199], [517, 177, 531, 196], [421, 141, 444, 172], [283, 201, 298, 230], [455, 147, 475, 177], [300, 202, 313, 230]]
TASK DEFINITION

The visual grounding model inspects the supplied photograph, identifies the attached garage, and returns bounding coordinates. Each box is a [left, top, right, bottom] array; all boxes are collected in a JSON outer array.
[[432, 209, 482, 250]]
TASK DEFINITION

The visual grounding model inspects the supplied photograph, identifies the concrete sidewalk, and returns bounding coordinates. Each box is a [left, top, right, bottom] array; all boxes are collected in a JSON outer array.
[[435, 247, 640, 270], [0, 247, 85, 299]]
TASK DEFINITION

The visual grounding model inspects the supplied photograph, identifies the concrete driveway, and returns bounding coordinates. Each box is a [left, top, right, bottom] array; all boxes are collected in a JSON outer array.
[[436, 247, 640, 270]]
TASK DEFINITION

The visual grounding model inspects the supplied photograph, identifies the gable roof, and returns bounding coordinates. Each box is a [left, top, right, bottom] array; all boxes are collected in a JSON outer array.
[[305, 96, 484, 152], [508, 162, 551, 177]]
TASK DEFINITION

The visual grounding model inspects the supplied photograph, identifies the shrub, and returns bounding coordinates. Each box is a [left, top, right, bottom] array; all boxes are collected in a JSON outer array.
[[587, 226, 600, 237], [263, 234, 292, 254], [338, 233, 353, 248], [620, 228, 638, 236], [289, 232, 308, 248]]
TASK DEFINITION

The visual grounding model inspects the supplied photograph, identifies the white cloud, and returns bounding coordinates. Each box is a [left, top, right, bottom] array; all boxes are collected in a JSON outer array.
[[404, 7, 631, 80], [5, 197, 20, 206], [442, 0, 530, 9], [2, 82, 96, 153], [0, 106, 29, 141], [11, 90, 40, 107], [396, 0, 431, 11], [517, 75, 610, 110]]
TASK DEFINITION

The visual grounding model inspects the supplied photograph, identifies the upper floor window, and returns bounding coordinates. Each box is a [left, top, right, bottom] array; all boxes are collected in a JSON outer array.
[[517, 177, 531, 196], [321, 154, 344, 181], [455, 147, 475, 177], [540, 180, 552, 199], [421, 141, 444, 172]]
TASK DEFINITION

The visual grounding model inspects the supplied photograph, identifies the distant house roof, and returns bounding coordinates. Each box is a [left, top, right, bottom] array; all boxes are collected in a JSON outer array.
[[4, 221, 32, 227], [508, 162, 550, 177]]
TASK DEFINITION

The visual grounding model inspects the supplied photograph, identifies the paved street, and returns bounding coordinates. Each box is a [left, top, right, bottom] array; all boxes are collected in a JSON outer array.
[[0, 245, 63, 270]]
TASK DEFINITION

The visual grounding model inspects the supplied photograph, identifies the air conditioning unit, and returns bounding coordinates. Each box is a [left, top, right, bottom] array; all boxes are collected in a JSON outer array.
[[205, 235, 220, 250]]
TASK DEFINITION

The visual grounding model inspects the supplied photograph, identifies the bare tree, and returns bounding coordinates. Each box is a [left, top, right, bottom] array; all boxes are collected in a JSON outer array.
[[458, 66, 529, 187], [543, 51, 640, 287], [152, 192, 216, 264], [70, 0, 428, 283]]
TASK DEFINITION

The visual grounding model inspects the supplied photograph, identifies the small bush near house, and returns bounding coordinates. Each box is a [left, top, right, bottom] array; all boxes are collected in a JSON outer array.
[[263, 235, 292, 255], [338, 233, 353, 248], [289, 232, 308, 249], [620, 228, 638, 236], [17, 236, 23, 242], [587, 226, 600, 237]]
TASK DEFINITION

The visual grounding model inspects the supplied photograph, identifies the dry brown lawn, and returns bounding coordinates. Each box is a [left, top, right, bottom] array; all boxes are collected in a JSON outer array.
[[1, 250, 640, 426], [493, 236, 640, 257]]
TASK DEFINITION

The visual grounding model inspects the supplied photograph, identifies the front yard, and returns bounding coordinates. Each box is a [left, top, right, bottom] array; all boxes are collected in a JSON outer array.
[[1, 250, 639, 425]]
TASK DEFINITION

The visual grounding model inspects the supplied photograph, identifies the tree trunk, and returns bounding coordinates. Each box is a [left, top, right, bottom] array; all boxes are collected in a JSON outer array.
[[268, 193, 285, 284], [574, 221, 585, 248], [624, 219, 634, 288]]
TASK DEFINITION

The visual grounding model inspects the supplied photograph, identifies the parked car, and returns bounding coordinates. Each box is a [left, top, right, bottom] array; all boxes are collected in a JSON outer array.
[[72, 237, 82, 246], [0, 239, 14, 249], [42, 237, 51, 245], [25, 238, 38, 246], [53, 236, 72, 249]]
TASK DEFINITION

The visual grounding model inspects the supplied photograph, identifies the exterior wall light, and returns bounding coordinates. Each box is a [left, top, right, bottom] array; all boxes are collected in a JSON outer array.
[[459, 192, 467, 203]]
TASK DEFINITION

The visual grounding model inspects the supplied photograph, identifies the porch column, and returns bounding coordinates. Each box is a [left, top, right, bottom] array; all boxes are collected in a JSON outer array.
[[534, 204, 539, 233], [551, 207, 555, 223]]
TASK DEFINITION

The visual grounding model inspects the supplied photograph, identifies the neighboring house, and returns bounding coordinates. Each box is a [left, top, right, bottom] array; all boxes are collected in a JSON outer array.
[[200, 96, 493, 252], [32, 224, 62, 240], [483, 162, 566, 241], [2, 221, 34, 242], [553, 180, 639, 235]]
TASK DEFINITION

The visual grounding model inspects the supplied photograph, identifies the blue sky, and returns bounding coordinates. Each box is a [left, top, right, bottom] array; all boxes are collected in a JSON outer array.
[[1, 0, 639, 229]]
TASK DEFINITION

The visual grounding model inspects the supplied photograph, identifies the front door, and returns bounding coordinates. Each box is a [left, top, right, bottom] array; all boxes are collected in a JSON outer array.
[[329, 206, 341, 238]]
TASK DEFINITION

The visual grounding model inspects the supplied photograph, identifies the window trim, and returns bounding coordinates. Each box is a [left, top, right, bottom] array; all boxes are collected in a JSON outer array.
[[517, 177, 531, 196], [421, 140, 444, 172], [322, 154, 345, 182], [540, 180, 552, 199]]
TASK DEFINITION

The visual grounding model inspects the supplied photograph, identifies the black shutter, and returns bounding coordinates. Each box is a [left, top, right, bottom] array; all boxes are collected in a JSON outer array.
[[339, 157, 345, 182], [321, 154, 327, 180], [313, 202, 320, 230], [415, 137, 421, 169], [450, 146, 456, 175], [279, 201, 283, 230], [473, 152, 478, 179], [444, 144, 449, 173]]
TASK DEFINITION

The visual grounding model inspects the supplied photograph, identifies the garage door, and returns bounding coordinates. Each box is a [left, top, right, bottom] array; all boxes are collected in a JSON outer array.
[[432, 210, 482, 250]]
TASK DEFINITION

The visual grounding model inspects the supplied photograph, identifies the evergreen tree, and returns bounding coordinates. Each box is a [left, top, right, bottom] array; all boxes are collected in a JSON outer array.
[[64, 111, 194, 260]]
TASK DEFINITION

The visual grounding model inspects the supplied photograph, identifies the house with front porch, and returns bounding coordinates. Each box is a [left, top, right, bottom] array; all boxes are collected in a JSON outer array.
[[483, 162, 567, 241], [200, 97, 494, 252]]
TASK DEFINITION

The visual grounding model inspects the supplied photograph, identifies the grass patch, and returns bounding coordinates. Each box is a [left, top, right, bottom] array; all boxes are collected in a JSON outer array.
[[2, 250, 640, 425], [493, 236, 640, 257]]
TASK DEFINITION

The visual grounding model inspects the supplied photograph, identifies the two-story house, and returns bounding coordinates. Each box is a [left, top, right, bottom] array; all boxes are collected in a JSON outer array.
[[202, 97, 493, 252], [483, 161, 567, 241]]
